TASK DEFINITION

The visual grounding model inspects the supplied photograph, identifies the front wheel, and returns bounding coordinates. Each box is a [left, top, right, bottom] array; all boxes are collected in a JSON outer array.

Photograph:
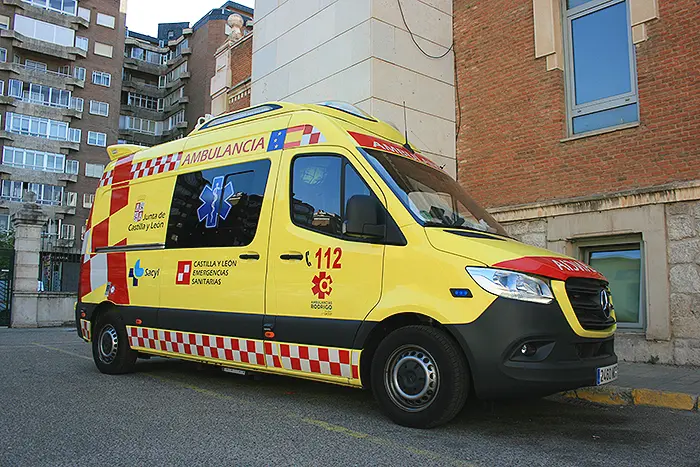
[[371, 325, 470, 428], [92, 310, 137, 374]]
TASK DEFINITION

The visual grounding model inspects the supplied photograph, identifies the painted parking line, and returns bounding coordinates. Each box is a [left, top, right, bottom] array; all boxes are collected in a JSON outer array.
[[32, 343, 93, 361], [31, 342, 477, 466]]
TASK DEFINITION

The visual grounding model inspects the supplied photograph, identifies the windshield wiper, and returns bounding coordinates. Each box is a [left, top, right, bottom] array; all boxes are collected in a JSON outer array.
[[423, 221, 509, 238]]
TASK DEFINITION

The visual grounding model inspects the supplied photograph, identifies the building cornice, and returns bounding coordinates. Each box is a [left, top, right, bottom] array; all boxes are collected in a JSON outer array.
[[490, 180, 700, 222]]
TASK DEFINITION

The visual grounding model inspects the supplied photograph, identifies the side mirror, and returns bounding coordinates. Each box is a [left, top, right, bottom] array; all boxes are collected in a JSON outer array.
[[345, 195, 385, 239]]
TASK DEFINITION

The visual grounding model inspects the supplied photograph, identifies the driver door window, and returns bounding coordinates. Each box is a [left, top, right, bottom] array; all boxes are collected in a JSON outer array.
[[291, 155, 373, 240]]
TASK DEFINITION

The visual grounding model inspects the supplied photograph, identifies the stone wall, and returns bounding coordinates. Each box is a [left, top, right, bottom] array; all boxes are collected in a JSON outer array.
[[666, 201, 700, 365], [496, 197, 700, 366], [37, 293, 76, 327]]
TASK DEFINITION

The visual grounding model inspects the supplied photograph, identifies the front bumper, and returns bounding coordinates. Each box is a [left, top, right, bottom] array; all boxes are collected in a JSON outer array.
[[447, 297, 617, 399]]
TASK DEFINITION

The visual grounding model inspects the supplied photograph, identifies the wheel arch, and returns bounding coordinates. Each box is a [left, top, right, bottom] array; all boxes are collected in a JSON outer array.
[[356, 312, 475, 391]]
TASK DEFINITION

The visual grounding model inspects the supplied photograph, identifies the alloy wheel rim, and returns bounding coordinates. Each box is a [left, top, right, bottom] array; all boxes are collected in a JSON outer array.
[[384, 345, 440, 412]]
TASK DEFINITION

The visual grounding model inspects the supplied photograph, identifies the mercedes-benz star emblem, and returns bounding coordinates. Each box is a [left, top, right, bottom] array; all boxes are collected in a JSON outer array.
[[600, 289, 612, 318]]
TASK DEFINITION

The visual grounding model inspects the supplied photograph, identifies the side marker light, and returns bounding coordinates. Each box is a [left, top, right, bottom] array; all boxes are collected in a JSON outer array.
[[135, 318, 143, 325], [450, 288, 473, 298]]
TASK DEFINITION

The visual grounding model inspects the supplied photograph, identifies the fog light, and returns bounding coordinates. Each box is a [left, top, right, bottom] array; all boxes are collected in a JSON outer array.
[[520, 343, 537, 357]]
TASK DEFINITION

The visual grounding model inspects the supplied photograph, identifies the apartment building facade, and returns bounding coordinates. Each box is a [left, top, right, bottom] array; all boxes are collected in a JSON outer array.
[[455, 0, 699, 364], [0, 0, 126, 293], [120, 1, 253, 146]]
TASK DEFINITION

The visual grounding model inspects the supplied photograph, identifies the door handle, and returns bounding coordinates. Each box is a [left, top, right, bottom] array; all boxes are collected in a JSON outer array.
[[280, 253, 303, 261], [239, 253, 260, 260]]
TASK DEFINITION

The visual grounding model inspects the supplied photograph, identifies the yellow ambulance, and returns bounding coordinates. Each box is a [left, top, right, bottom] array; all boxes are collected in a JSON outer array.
[[76, 101, 617, 428]]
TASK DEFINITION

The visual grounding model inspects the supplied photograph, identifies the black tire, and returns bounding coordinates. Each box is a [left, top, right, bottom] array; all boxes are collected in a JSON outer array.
[[370, 325, 470, 428], [91, 310, 137, 374]]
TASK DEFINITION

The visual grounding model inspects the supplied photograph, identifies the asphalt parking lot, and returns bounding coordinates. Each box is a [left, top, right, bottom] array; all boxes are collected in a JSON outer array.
[[0, 327, 698, 467]]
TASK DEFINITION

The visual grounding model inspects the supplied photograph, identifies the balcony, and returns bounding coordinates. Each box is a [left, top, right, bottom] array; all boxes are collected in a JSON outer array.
[[121, 79, 168, 98], [0, 133, 79, 152], [0, 164, 75, 185], [120, 103, 164, 121], [123, 56, 168, 76], [164, 96, 188, 114], [0, 62, 85, 89], [1, 30, 87, 61], [118, 128, 164, 146], [5, 100, 82, 121], [2, 0, 89, 30]]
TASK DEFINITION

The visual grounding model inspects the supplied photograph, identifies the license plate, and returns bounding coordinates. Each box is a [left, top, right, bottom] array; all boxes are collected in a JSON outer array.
[[222, 367, 246, 376], [596, 363, 618, 385]]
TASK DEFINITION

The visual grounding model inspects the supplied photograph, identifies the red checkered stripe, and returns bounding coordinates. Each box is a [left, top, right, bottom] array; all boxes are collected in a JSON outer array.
[[80, 319, 91, 342], [126, 326, 361, 381], [131, 152, 182, 181], [99, 170, 114, 187]]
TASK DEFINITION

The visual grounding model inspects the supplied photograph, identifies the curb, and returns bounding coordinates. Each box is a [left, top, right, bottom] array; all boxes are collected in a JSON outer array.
[[558, 385, 699, 412]]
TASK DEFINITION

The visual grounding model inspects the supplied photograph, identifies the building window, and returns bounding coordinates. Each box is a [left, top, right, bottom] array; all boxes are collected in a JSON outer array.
[[168, 110, 185, 130], [92, 71, 111, 87], [25, 59, 46, 71], [5, 112, 79, 142], [3, 146, 65, 173], [583, 243, 644, 329], [74, 66, 86, 81], [83, 193, 94, 208], [70, 96, 83, 112], [0, 81, 4, 96], [89, 100, 109, 116], [87, 131, 107, 147], [77, 7, 90, 21], [85, 162, 105, 178], [96, 13, 115, 29], [64, 191, 77, 207], [22, 0, 77, 16], [94, 42, 113, 58], [0, 15, 9, 30], [0, 214, 10, 232], [127, 92, 160, 111], [564, 0, 638, 135], [119, 115, 160, 135], [1, 180, 23, 201], [13, 14, 75, 47], [0, 48, 6, 63], [60, 223, 75, 240], [57, 65, 70, 76], [165, 159, 272, 249], [28, 183, 63, 205], [75, 36, 88, 51], [65, 159, 79, 175]]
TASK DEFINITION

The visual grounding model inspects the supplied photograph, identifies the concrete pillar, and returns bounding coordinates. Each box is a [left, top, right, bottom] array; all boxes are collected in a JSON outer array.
[[10, 193, 48, 328], [251, 0, 456, 177]]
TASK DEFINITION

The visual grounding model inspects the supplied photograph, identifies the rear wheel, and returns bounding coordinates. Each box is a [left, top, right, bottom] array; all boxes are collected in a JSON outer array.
[[371, 325, 469, 428], [92, 311, 137, 374]]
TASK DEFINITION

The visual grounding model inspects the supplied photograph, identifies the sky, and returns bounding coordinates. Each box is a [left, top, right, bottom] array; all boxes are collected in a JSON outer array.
[[126, 0, 255, 37]]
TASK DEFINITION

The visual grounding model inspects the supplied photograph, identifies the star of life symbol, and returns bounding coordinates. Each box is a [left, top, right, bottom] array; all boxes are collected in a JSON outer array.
[[312, 271, 333, 299], [197, 176, 235, 228]]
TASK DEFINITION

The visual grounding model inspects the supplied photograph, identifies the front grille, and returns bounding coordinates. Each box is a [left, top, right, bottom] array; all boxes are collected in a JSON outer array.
[[565, 278, 616, 331]]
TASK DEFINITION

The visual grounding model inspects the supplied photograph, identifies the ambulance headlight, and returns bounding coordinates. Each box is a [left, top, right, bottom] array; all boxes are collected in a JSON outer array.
[[466, 267, 554, 304]]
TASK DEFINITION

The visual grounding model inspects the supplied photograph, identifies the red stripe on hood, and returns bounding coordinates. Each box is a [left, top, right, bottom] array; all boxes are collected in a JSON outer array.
[[492, 256, 607, 282]]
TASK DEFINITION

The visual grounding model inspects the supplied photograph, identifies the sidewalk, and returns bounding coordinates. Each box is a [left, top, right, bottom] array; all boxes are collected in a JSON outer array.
[[561, 362, 700, 412]]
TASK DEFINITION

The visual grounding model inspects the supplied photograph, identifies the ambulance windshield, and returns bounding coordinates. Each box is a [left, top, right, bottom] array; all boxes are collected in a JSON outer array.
[[361, 148, 508, 237]]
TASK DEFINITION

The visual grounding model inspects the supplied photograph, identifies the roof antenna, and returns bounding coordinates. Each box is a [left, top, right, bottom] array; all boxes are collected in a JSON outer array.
[[402, 101, 415, 154]]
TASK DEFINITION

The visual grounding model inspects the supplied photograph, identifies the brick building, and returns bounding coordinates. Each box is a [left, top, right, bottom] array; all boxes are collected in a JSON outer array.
[[0, 0, 126, 292], [454, 0, 699, 364], [120, 1, 253, 146], [210, 13, 252, 116]]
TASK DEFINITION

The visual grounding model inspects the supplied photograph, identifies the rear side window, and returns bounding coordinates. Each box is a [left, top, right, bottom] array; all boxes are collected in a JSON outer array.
[[166, 159, 271, 248]]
